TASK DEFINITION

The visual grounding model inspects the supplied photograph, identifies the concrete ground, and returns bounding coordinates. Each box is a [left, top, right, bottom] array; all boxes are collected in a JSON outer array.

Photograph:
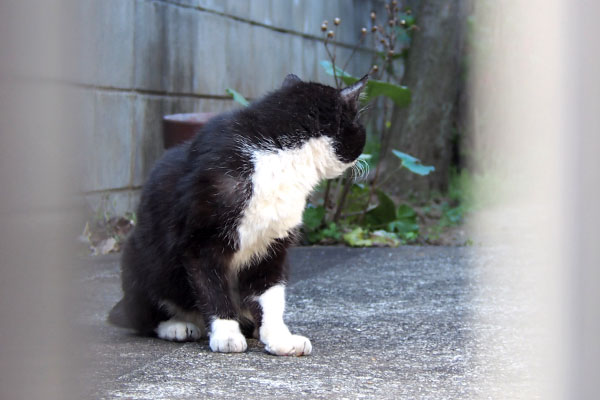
[[81, 246, 545, 399]]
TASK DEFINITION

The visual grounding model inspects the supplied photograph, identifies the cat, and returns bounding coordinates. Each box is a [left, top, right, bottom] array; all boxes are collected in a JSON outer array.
[[108, 73, 368, 356]]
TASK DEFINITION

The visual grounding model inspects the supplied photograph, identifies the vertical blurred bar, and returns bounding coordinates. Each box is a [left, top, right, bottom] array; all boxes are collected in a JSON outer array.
[[0, 0, 83, 398], [567, 1, 600, 399], [474, 0, 600, 398], [471, 0, 568, 398]]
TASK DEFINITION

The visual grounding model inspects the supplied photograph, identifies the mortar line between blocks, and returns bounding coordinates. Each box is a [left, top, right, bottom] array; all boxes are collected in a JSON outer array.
[[156, 0, 373, 51]]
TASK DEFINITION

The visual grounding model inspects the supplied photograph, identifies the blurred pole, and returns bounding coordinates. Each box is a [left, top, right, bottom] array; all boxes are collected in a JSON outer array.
[[471, 0, 568, 398], [0, 1, 84, 399], [566, 1, 600, 399], [473, 0, 600, 398]]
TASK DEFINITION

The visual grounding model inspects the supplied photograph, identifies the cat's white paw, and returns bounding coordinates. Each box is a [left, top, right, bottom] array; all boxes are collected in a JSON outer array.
[[256, 285, 312, 356], [155, 320, 201, 341], [209, 319, 247, 353], [264, 334, 312, 356], [209, 331, 247, 353]]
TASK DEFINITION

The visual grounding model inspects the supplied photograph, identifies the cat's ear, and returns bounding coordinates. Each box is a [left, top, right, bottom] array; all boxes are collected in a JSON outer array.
[[282, 74, 302, 89], [340, 74, 369, 109]]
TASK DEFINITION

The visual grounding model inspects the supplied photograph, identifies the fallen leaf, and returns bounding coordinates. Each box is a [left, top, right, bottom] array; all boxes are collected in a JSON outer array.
[[93, 237, 119, 256]]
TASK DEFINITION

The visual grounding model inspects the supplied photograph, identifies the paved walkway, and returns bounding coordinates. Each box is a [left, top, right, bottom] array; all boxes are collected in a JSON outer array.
[[82, 246, 544, 399]]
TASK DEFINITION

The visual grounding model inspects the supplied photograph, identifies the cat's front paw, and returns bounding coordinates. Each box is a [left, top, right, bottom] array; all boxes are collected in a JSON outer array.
[[209, 319, 248, 353], [264, 334, 312, 356], [209, 331, 247, 353], [155, 320, 202, 342]]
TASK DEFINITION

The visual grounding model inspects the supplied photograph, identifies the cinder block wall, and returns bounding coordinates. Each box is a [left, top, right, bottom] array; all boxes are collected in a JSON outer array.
[[80, 0, 382, 216]]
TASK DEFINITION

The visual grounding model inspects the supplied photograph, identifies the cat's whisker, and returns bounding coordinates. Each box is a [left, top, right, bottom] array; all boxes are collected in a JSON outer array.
[[356, 103, 372, 120], [361, 161, 370, 181], [361, 159, 370, 180], [350, 158, 370, 182]]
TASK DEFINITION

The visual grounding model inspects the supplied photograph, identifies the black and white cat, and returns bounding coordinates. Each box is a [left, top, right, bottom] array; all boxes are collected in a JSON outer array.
[[108, 74, 368, 356]]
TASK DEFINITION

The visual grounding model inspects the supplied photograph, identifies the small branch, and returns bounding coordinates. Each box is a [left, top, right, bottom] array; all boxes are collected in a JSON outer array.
[[324, 40, 340, 88], [332, 26, 339, 84], [360, 161, 382, 223], [359, 97, 392, 222], [370, 23, 379, 77], [375, 165, 404, 188], [333, 173, 354, 223], [322, 180, 332, 223], [341, 34, 366, 76], [324, 176, 343, 224], [332, 176, 344, 205]]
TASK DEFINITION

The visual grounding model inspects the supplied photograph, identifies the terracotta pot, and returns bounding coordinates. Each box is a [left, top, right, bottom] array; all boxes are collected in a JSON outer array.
[[162, 112, 216, 149]]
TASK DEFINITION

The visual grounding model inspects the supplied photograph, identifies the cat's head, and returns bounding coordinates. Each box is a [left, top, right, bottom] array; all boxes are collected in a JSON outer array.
[[279, 74, 369, 179]]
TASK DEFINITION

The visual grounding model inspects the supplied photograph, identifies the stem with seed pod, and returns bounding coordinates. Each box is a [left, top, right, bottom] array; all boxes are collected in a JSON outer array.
[[319, 2, 410, 227]]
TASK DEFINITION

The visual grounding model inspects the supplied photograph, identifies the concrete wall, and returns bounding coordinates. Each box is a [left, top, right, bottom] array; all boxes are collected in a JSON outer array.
[[80, 0, 383, 216]]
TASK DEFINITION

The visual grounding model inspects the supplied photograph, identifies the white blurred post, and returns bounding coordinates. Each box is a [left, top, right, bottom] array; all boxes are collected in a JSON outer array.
[[471, 0, 568, 398], [565, 1, 600, 399], [473, 0, 600, 398], [0, 1, 84, 398]]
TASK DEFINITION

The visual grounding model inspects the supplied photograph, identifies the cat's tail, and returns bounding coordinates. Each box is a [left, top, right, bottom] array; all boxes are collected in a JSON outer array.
[[107, 298, 133, 329]]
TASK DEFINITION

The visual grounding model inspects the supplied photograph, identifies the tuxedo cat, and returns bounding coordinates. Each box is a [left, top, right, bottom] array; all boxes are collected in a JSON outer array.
[[108, 74, 367, 356]]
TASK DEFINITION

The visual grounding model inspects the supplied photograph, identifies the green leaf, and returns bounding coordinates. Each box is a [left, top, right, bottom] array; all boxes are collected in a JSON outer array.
[[396, 204, 417, 220], [388, 204, 419, 235], [320, 61, 411, 107], [343, 227, 400, 247], [397, 13, 416, 28], [391, 149, 418, 162], [321, 222, 342, 241], [341, 184, 371, 215], [387, 220, 419, 235], [225, 88, 250, 107], [343, 228, 373, 247], [370, 230, 401, 247], [306, 230, 322, 244], [305, 221, 342, 244], [391, 149, 435, 176], [443, 205, 464, 225], [319, 60, 355, 85], [302, 206, 325, 231], [402, 231, 418, 242], [365, 79, 411, 107], [366, 190, 397, 226], [402, 160, 435, 176]]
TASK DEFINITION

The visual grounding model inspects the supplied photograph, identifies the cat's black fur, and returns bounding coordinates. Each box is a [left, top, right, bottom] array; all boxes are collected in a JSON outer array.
[[108, 74, 367, 353]]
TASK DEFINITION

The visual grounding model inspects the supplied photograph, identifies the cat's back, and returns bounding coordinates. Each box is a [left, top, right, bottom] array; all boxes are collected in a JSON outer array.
[[138, 144, 194, 216], [135, 113, 253, 243], [143, 113, 243, 199]]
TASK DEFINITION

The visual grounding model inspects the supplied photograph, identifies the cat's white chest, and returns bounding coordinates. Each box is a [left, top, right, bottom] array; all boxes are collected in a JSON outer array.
[[229, 136, 347, 270]]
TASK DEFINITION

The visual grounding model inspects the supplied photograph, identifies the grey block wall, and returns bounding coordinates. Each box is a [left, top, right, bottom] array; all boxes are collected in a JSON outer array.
[[81, 0, 383, 215]]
